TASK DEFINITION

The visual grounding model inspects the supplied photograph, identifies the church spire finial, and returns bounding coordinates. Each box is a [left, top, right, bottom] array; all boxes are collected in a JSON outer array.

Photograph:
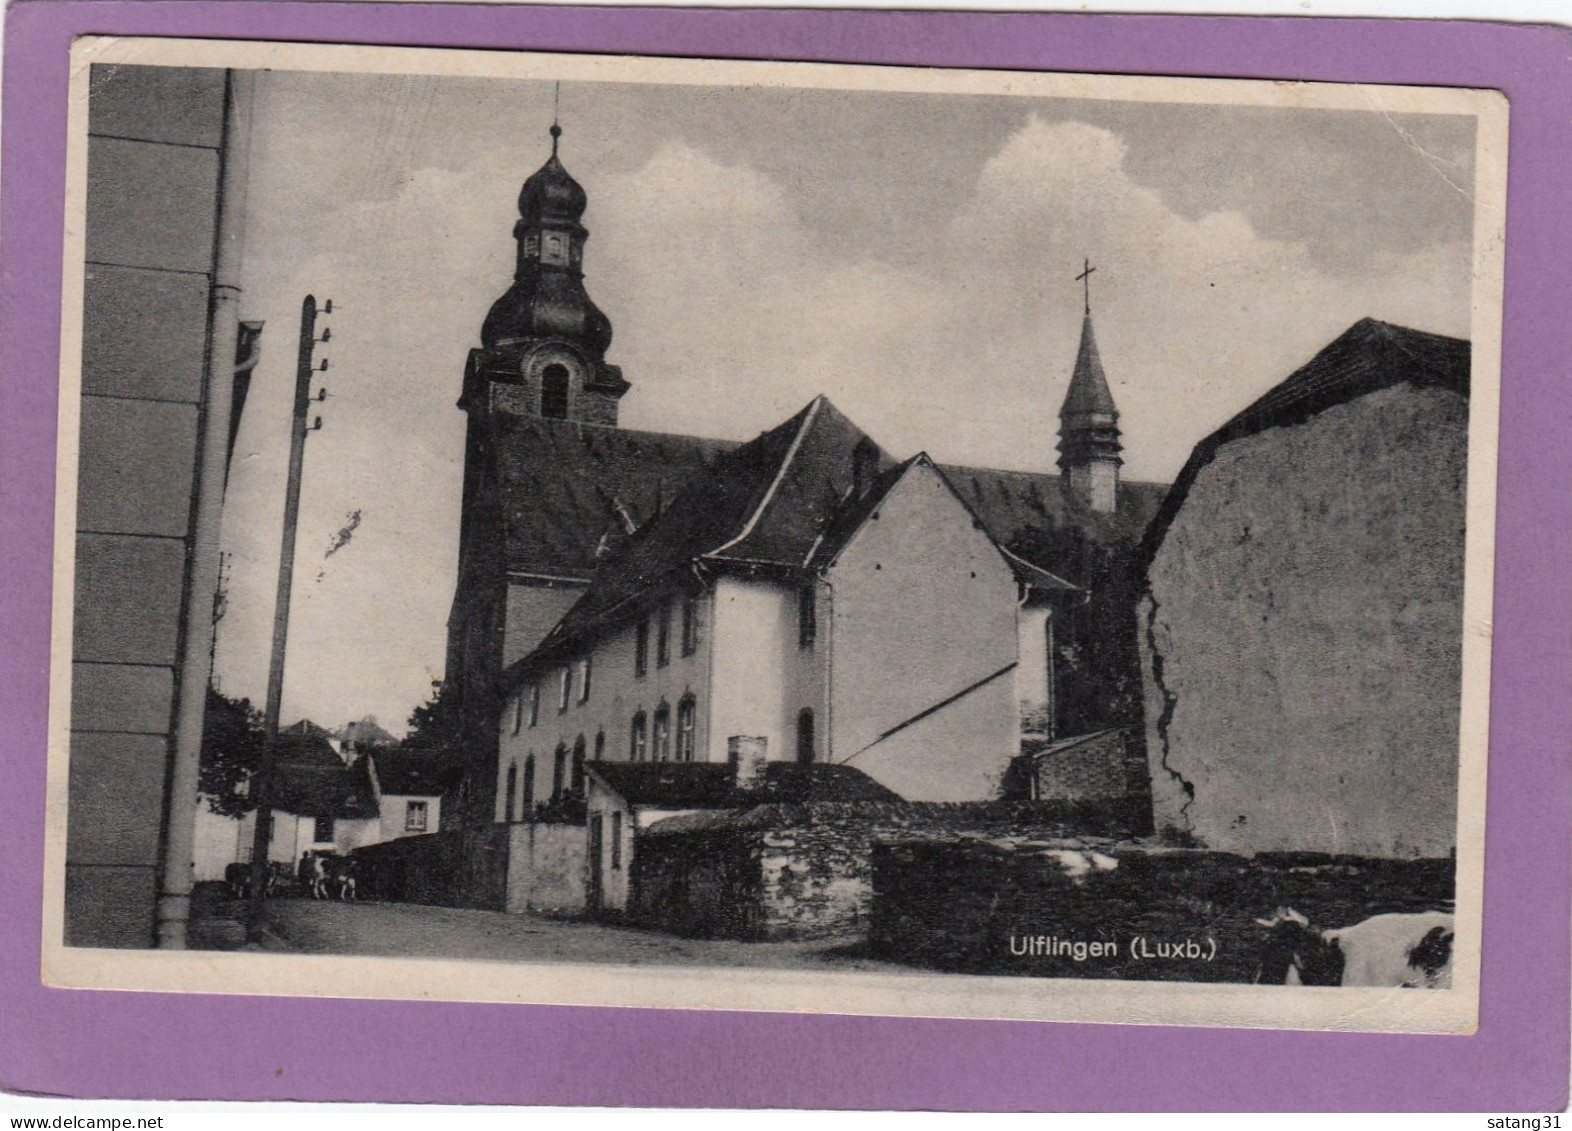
[[1075, 256, 1095, 317], [550, 82, 561, 156]]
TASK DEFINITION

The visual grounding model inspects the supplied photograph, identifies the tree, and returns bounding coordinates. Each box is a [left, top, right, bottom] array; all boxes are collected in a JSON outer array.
[[199, 686, 265, 817], [402, 679, 460, 751]]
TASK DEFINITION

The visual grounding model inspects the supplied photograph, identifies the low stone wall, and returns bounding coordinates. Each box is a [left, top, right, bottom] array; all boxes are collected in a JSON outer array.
[[868, 837, 1455, 981], [505, 821, 586, 915], [631, 800, 1143, 942]]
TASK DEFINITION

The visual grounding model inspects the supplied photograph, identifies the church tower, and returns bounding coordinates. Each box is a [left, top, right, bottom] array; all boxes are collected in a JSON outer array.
[[461, 122, 629, 424], [1057, 262, 1122, 514]]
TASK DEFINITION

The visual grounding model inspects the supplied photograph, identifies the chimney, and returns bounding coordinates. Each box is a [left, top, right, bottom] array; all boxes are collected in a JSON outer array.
[[728, 735, 769, 792]]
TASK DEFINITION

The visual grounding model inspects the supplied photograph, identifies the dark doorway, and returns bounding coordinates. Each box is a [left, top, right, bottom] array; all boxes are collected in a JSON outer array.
[[796, 708, 815, 764]]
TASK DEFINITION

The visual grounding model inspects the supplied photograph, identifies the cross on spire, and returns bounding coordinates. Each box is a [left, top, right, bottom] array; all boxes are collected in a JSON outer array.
[[1075, 257, 1096, 316], [550, 82, 562, 156]]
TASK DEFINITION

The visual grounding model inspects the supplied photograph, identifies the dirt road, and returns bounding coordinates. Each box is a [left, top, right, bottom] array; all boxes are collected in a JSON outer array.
[[260, 897, 913, 973]]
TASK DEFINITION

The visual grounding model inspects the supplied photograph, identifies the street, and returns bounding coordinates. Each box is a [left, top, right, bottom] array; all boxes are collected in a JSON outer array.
[[257, 897, 914, 973]]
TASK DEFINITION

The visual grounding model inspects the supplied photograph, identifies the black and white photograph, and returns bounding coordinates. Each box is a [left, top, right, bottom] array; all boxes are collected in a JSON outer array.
[[46, 38, 1503, 1034]]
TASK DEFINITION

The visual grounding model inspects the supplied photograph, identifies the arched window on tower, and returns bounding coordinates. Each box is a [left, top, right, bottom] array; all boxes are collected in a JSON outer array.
[[796, 709, 816, 765], [541, 363, 570, 420]]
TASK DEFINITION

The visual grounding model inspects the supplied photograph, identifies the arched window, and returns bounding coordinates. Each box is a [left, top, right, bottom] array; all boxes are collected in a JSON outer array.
[[540, 364, 570, 420], [676, 696, 697, 762], [504, 763, 518, 822], [653, 703, 671, 762], [523, 754, 536, 810], [572, 735, 587, 794], [594, 729, 605, 761], [630, 712, 647, 762], [552, 744, 568, 800], [511, 694, 524, 735], [796, 709, 815, 764]]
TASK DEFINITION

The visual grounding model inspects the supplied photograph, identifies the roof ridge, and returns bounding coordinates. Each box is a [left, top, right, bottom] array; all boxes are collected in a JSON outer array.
[[706, 395, 825, 559]]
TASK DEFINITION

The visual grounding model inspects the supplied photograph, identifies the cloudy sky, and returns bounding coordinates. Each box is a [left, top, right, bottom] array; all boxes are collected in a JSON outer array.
[[211, 67, 1477, 734]]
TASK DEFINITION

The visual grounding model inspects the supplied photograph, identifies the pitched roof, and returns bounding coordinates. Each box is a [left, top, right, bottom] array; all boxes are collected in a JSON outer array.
[[519, 397, 888, 658], [1140, 318, 1470, 567], [273, 727, 342, 767], [1061, 311, 1118, 417], [261, 758, 377, 819], [490, 412, 737, 581], [338, 717, 395, 749], [586, 761, 902, 809], [370, 748, 463, 796], [933, 461, 1168, 548]]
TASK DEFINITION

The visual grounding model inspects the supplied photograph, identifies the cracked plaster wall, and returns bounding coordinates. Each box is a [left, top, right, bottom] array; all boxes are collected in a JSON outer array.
[[1140, 384, 1467, 858]]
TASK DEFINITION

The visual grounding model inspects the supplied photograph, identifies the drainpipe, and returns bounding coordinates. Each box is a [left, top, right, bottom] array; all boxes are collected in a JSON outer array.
[[155, 69, 254, 948]]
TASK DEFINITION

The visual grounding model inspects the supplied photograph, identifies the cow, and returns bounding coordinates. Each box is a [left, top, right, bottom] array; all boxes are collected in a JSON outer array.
[[223, 862, 252, 901], [302, 851, 329, 899], [1253, 907, 1454, 988], [323, 855, 358, 902]]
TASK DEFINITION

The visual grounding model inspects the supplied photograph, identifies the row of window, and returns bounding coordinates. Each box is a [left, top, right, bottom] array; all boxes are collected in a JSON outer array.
[[511, 656, 593, 734], [629, 695, 697, 762], [502, 731, 607, 822], [634, 596, 700, 677]]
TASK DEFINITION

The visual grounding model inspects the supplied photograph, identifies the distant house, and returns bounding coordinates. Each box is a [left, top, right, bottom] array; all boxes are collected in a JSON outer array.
[[339, 716, 396, 756], [1139, 319, 1469, 858], [191, 745, 460, 880], [366, 748, 461, 843]]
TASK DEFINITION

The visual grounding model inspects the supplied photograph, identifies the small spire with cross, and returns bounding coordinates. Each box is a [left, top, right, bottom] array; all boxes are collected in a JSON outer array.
[[1075, 257, 1096, 316]]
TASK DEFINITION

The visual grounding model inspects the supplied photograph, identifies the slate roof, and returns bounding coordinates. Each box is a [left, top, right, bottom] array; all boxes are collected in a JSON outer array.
[[1061, 312, 1118, 417], [934, 462, 1168, 549], [491, 412, 736, 581], [586, 761, 902, 809], [273, 725, 342, 767], [370, 749, 463, 797], [1140, 318, 1470, 567], [261, 758, 377, 819]]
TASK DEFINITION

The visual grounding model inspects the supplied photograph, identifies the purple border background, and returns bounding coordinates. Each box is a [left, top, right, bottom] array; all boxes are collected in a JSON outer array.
[[2, 4, 1568, 1111]]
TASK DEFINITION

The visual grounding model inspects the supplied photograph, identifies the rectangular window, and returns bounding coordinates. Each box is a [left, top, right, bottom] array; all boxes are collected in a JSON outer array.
[[611, 811, 623, 870], [527, 683, 540, 727], [656, 602, 672, 667], [681, 595, 699, 656], [558, 668, 571, 712], [511, 693, 524, 735], [634, 618, 649, 677], [312, 816, 334, 844], [798, 584, 817, 649], [576, 656, 592, 703], [405, 800, 429, 832]]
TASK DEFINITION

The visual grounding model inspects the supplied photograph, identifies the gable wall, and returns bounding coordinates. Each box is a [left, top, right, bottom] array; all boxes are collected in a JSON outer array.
[[827, 465, 1020, 800], [1141, 384, 1468, 857]]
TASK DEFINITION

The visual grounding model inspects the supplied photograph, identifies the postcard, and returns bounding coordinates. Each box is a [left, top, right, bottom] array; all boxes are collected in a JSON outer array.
[[44, 34, 1505, 1037]]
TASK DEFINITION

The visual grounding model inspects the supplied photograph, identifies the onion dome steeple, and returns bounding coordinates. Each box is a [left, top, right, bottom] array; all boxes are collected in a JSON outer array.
[[1057, 259, 1122, 514], [481, 122, 613, 358]]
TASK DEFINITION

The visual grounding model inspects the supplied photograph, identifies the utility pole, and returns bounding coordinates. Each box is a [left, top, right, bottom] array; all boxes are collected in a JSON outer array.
[[249, 294, 331, 915]]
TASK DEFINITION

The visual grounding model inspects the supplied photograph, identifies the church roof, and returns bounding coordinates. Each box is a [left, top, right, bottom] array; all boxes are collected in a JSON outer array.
[[1061, 311, 1118, 418], [1140, 318, 1470, 568], [490, 413, 736, 581], [587, 760, 902, 810]]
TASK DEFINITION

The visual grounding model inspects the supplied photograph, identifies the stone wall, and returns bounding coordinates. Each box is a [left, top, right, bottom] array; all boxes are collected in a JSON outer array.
[[630, 799, 1142, 941], [505, 821, 586, 914], [869, 837, 1454, 980], [1029, 730, 1135, 802]]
